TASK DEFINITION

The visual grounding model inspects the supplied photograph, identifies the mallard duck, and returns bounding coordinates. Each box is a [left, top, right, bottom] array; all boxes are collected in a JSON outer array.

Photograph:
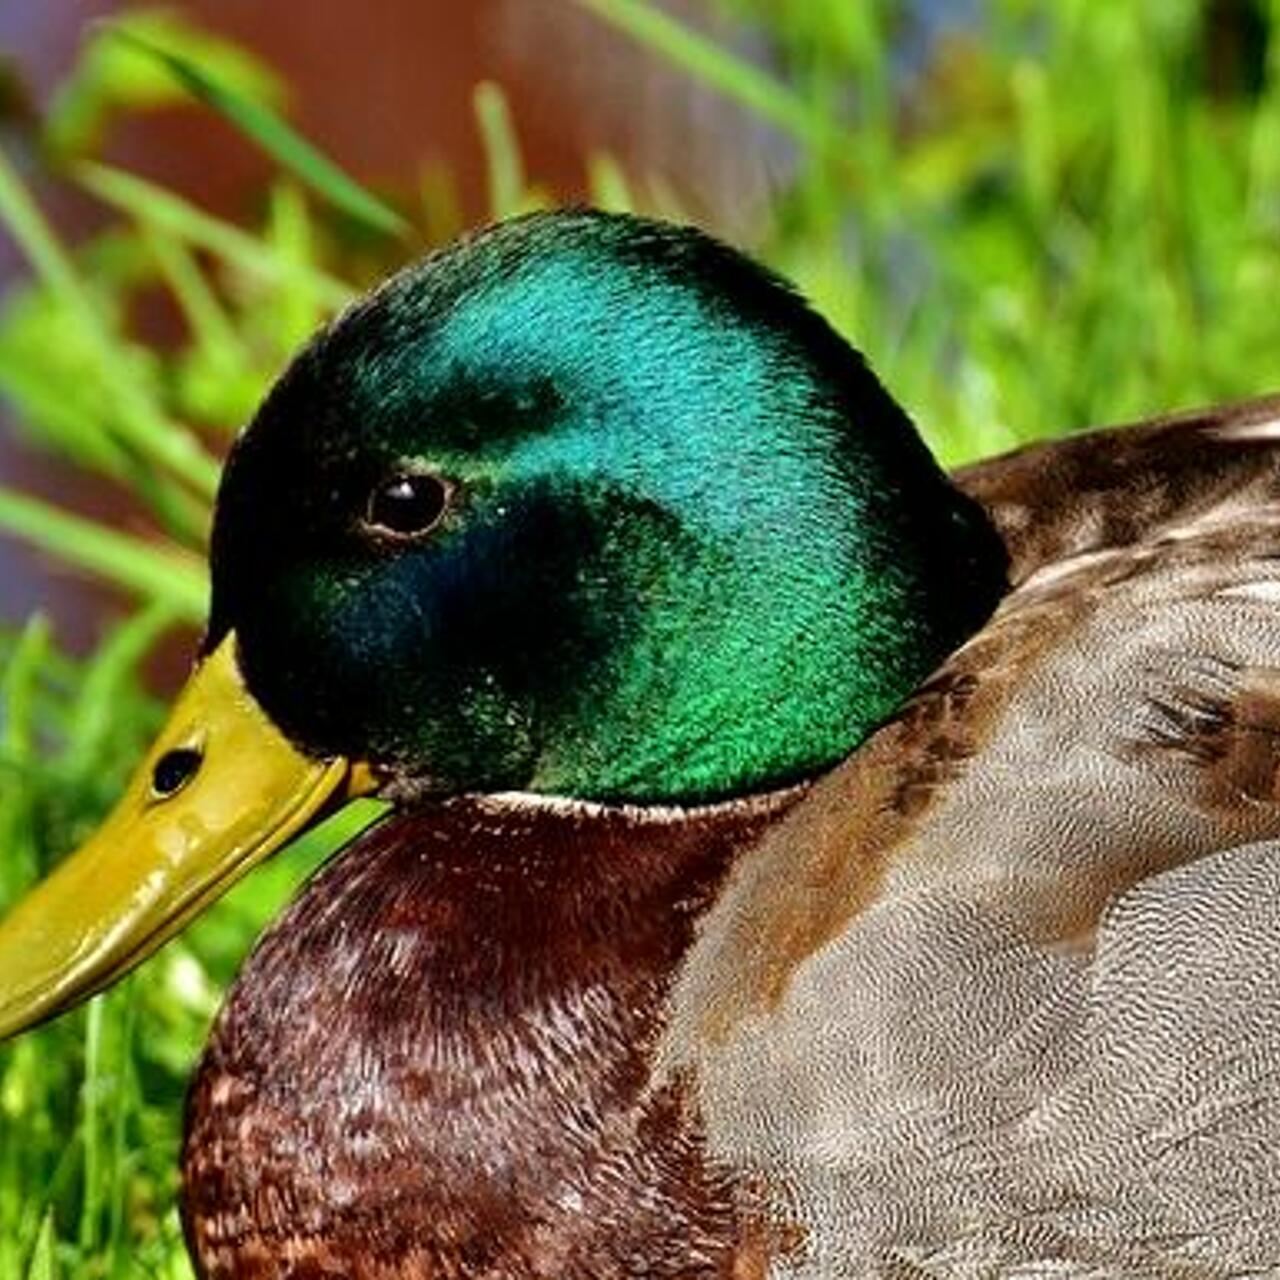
[[1, 210, 1279, 1278]]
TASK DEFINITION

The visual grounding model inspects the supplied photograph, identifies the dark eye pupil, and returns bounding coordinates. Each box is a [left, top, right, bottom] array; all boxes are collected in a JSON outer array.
[[367, 473, 448, 536], [152, 747, 202, 798]]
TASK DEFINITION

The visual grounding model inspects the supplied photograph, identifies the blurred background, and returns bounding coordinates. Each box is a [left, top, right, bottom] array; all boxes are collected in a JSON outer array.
[[2, 2, 1279, 1275]]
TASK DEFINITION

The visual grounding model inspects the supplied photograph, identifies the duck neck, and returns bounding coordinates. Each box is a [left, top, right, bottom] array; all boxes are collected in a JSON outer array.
[[528, 468, 1007, 805]]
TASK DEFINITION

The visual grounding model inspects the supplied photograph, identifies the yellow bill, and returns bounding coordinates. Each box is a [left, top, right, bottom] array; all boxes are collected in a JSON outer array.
[[0, 634, 372, 1042]]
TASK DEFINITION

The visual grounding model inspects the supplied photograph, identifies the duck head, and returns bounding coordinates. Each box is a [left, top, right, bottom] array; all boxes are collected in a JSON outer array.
[[0, 210, 1006, 1038]]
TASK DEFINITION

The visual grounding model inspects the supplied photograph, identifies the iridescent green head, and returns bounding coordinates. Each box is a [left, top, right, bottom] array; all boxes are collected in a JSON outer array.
[[206, 210, 1005, 803]]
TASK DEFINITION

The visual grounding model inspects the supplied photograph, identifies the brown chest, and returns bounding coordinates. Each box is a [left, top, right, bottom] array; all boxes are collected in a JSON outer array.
[[181, 794, 793, 1279]]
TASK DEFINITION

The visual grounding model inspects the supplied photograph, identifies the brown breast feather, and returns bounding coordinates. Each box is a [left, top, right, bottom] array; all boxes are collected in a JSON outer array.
[[182, 792, 800, 1279]]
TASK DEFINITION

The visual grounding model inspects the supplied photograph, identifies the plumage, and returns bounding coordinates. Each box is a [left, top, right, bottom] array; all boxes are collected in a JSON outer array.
[[1, 213, 1279, 1278], [667, 400, 1280, 1276]]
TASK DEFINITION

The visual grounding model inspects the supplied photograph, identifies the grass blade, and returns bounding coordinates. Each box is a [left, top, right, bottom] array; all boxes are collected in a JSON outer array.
[[574, 0, 831, 153], [474, 82, 528, 220], [23, 1210, 55, 1280], [143, 227, 247, 372], [263, 181, 328, 350], [0, 150, 221, 501], [76, 163, 354, 310], [0, 490, 207, 622], [63, 603, 175, 775], [111, 26, 409, 238], [0, 151, 83, 302], [78, 997, 104, 1254], [0, 617, 52, 907], [0, 614, 51, 770], [586, 151, 635, 212]]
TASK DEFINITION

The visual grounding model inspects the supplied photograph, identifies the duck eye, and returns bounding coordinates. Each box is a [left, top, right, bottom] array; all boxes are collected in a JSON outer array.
[[151, 747, 202, 799], [365, 472, 450, 538]]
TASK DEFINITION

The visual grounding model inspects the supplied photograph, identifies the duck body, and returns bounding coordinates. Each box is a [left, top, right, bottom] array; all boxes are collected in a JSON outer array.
[[2, 213, 1280, 1278], [185, 400, 1280, 1278]]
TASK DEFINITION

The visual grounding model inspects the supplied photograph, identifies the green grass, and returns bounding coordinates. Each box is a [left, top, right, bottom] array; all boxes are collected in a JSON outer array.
[[3, 0, 1280, 1273]]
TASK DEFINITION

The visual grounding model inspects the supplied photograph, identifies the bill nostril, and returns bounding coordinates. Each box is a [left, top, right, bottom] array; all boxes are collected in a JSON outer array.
[[151, 748, 203, 799]]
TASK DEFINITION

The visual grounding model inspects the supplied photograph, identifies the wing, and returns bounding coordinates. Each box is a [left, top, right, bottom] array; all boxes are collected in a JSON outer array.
[[959, 391, 1280, 583], [660, 398, 1280, 1277]]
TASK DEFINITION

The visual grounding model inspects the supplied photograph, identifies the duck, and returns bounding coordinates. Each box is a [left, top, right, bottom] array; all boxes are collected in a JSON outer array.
[[1, 209, 1279, 1278]]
